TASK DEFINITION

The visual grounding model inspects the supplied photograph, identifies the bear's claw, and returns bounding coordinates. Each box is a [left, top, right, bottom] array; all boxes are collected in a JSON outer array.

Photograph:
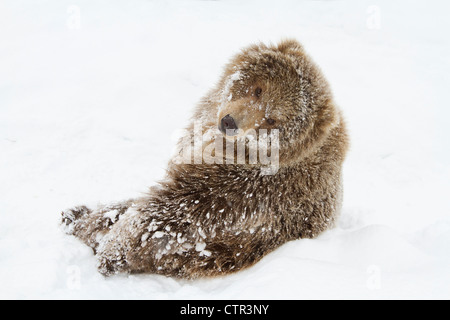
[[61, 205, 91, 235]]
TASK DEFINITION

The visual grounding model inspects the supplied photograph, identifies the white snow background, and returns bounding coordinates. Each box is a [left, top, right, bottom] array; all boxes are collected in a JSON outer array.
[[1, 0, 449, 299]]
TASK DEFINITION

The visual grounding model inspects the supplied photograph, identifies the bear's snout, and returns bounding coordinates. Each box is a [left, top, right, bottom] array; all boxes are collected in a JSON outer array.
[[219, 114, 239, 136]]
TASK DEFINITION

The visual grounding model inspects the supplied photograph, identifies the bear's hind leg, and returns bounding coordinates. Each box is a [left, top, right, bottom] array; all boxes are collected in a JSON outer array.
[[61, 199, 136, 250], [61, 205, 92, 235]]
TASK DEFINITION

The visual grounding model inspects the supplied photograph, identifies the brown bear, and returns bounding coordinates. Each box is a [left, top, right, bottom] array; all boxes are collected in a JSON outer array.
[[61, 39, 349, 279]]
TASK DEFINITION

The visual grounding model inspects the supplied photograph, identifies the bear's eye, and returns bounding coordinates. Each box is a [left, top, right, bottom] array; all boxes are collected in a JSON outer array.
[[266, 118, 276, 125], [254, 87, 262, 98]]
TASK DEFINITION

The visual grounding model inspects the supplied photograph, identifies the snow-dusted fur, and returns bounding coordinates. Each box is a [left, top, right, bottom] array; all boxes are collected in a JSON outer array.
[[61, 40, 349, 279]]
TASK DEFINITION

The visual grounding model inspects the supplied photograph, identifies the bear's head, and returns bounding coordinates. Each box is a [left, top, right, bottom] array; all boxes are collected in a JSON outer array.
[[215, 39, 338, 165]]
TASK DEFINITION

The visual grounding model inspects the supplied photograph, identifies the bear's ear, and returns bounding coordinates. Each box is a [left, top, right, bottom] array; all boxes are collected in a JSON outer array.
[[277, 39, 304, 55]]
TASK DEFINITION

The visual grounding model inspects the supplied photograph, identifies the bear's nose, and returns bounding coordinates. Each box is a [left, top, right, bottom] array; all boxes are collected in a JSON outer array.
[[220, 114, 239, 136]]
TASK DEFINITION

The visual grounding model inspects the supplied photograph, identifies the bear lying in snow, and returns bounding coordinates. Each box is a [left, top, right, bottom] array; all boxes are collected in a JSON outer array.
[[61, 39, 349, 279]]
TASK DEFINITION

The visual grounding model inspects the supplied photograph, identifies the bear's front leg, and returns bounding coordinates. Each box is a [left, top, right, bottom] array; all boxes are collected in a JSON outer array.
[[94, 205, 152, 275], [61, 199, 138, 250]]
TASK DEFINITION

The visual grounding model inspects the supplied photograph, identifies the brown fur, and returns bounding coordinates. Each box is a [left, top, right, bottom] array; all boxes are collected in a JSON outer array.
[[61, 40, 349, 279]]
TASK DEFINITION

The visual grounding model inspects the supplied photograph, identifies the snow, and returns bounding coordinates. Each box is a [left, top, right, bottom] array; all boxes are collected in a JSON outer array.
[[1, 0, 450, 299], [152, 232, 166, 239], [218, 70, 242, 115], [103, 209, 119, 223]]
